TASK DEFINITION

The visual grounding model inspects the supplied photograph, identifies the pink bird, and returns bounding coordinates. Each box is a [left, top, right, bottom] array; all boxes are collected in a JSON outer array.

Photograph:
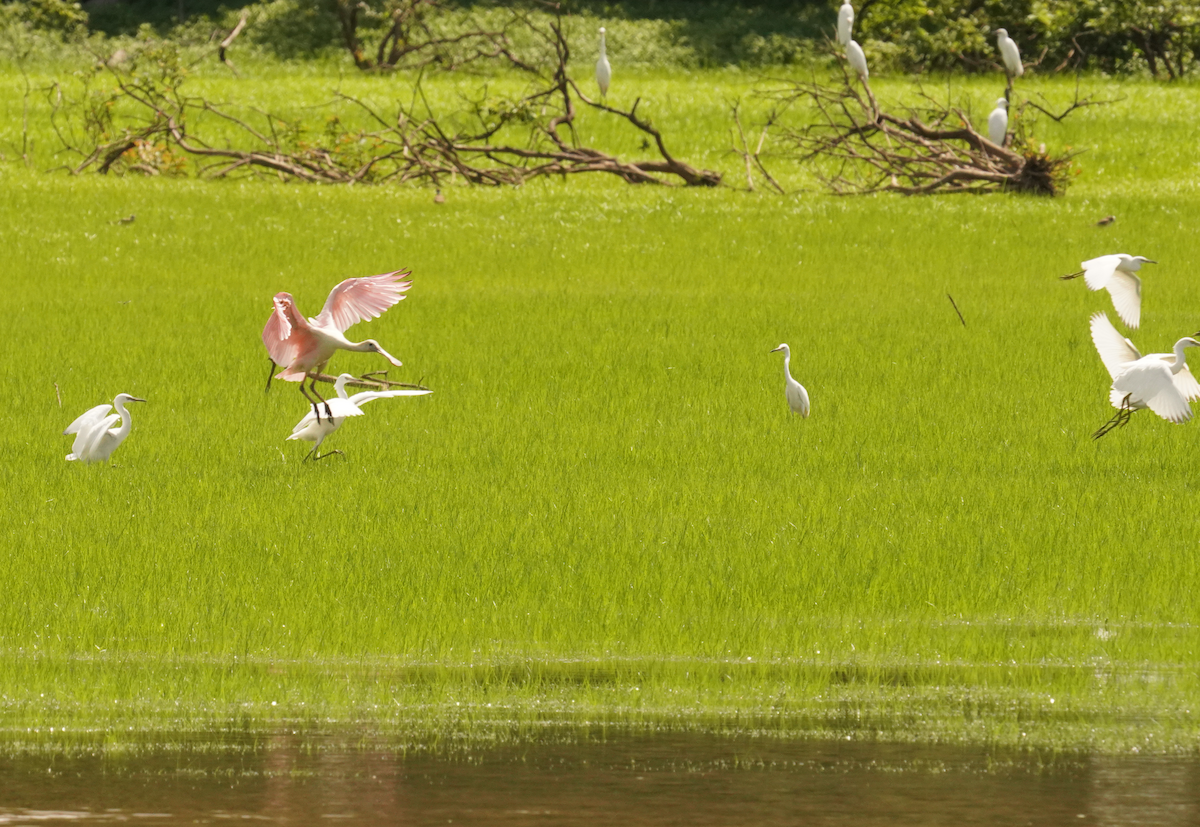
[[262, 270, 412, 420]]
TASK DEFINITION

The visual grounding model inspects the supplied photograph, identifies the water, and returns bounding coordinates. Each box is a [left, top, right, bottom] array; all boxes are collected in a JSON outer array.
[[2, 733, 1198, 825]]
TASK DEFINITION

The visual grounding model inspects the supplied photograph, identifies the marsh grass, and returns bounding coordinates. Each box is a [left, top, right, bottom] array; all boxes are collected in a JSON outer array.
[[3, 64, 1200, 754]]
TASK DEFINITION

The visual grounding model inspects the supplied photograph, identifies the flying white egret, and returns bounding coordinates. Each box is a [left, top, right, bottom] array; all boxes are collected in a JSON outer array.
[[287, 373, 432, 460], [62, 393, 145, 464], [770, 344, 810, 418], [1061, 254, 1156, 329], [995, 28, 1023, 78], [846, 39, 868, 80], [1089, 313, 1200, 438], [987, 97, 1008, 146], [595, 27, 611, 98], [837, 2, 854, 47]]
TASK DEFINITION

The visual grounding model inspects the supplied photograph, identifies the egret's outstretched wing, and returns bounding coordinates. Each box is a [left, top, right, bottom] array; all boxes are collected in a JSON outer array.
[[63, 404, 111, 436], [314, 271, 412, 333], [1172, 364, 1200, 402], [1081, 255, 1120, 292], [1105, 270, 1143, 329], [1090, 312, 1141, 378], [346, 389, 433, 407], [74, 414, 119, 460], [1116, 363, 1192, 423], [291, 397, 364, 434]]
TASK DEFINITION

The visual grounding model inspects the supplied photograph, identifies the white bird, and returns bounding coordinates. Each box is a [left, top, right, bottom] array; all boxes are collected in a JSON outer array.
[[1090, 313, 1200, 438], [837, 2, 854, 47], [1061, 254, 1156, 329], [846, 39, 868, 80], [987, 97, 1008, 146], [995, 28, 1023, 78], [595, 27, 611, 98], [62, 393, 146, 464], [287, 373, 432, 460], [770, 344, 810, 418]]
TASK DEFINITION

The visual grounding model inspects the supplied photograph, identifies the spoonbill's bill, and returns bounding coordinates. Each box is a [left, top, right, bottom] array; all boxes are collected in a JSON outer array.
[[770, 344, 810, 418], [287, 373, 432, 460], [837, 2, 854, 47], [596, 27, 611, 98], [63, 393, 145, 464], [987, 98, 1008, 147], [996, 28, 1023, 78], [262, 270, 412, 420], [1089, 313, 1200, 438], [846, 39, 868, 80], [1061, 254, 1155, 329]]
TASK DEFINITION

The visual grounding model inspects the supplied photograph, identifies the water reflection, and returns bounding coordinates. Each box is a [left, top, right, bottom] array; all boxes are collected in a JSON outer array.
[[1, 733, 1197, 826]]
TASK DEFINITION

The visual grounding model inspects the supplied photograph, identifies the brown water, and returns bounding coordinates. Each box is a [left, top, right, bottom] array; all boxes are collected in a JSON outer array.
[[1, 733, 1198, 826]]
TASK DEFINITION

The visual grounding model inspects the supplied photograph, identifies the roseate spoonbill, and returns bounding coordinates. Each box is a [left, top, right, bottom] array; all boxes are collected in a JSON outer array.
[[846, 39, 868, 80], [287, 373, 432, 460], [62, 393, 145, 464], [988, 98, 1007, 146], [770, 344, 810, 418], [996, 28, 1023, 78], [596, 27, 611, 98], [262, 269, 412, 421], [1089, 313, 1200, 438], [837, 2, 854, 46], [1061, 254, 1155, 329]]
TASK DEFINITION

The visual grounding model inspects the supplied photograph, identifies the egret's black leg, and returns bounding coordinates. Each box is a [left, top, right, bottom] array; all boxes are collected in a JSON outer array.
[[314, 449, 344, 461]]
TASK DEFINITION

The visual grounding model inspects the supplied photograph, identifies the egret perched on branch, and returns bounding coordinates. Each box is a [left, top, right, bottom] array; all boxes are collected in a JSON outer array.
[[995, 28, 1023, 78], [770, 344, 810, 418], [62, 393, 145, 464], [1090, 313, 1200, 438], [287, 373, 432, 460], [846, 39, 868, 81], [595, 27, 611, 98], [262, 270, 412, 422], [837, 2, 854, 47], [1061, 254, 1155, 329], [987, 98, 1008, 147]]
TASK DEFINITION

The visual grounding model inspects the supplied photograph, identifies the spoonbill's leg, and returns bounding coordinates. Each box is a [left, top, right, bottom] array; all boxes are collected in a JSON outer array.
[[264, 359, 276, 394], [299, 381, 323, 422], [308, 375, 333, 420]]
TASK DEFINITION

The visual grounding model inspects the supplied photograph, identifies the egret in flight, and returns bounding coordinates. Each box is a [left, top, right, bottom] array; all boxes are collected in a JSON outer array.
[[1061, 254, 1155, 329], [262, 270, 412, 421], [837, 2, 854, 47], [996, 28, 1023, 78], [846, 39, 868, 80], [596, 27, 611, 98], [770, 344, 810, 418], [1090, 313, 1200, 438], [288, 373, 432, 460], [63, 393, 145, 464], [987, 98, 1008, 147]]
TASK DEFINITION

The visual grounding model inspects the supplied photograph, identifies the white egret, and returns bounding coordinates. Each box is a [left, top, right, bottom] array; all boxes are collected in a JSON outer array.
[[595, 27, 611, 98], [837, 2, 854, 47], [1061, 254, 1156, 329], [995, 28, 1023, 78], [846, 39, 868, 81], [287, 373, 432, 460], [770, 344, 810, 418], [1089, 313, 1200, 438], [987, 97, 1008, 146], [63, 393, 145, 464]]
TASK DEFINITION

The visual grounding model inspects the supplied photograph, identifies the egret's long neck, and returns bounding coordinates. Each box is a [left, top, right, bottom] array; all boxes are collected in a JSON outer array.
[[599, 33, 607, 57], [1171, 341, 1196, 373], [335, 376, 353, 399], [781, 351, 792, 379], [112, 399, 134, 441]]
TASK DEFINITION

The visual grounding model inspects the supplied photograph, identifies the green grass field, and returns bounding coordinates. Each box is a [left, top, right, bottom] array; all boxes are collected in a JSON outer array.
[[4, 57, 1200, 755]]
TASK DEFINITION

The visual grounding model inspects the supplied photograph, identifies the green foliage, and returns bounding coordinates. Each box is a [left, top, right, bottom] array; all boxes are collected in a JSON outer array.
[[0, 0, 87, 33]]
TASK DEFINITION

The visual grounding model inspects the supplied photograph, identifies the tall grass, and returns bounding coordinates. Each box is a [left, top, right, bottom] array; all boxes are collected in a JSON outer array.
[[2, 65, 1200, 753]]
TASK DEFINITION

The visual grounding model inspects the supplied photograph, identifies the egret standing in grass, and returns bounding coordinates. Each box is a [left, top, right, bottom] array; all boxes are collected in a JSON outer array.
[[287, 373, 432, 460], [770, 344, 810, 418], [987, 97, 1008, 147], [595, 27, 611, 99], [1061, 254, 1156, 329], [262, 270, 412, 421], [837, 1, 854, 47], [62, 393, 146, 464], [846, 39, 868, 81], [1089, 313, 1200, 438], [996, 28, 1023, 79]]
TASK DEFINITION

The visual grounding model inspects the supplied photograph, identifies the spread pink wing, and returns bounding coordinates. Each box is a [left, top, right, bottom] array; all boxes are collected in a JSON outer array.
[[262, 293, 317, 370], [313, 270, 412, 333]]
